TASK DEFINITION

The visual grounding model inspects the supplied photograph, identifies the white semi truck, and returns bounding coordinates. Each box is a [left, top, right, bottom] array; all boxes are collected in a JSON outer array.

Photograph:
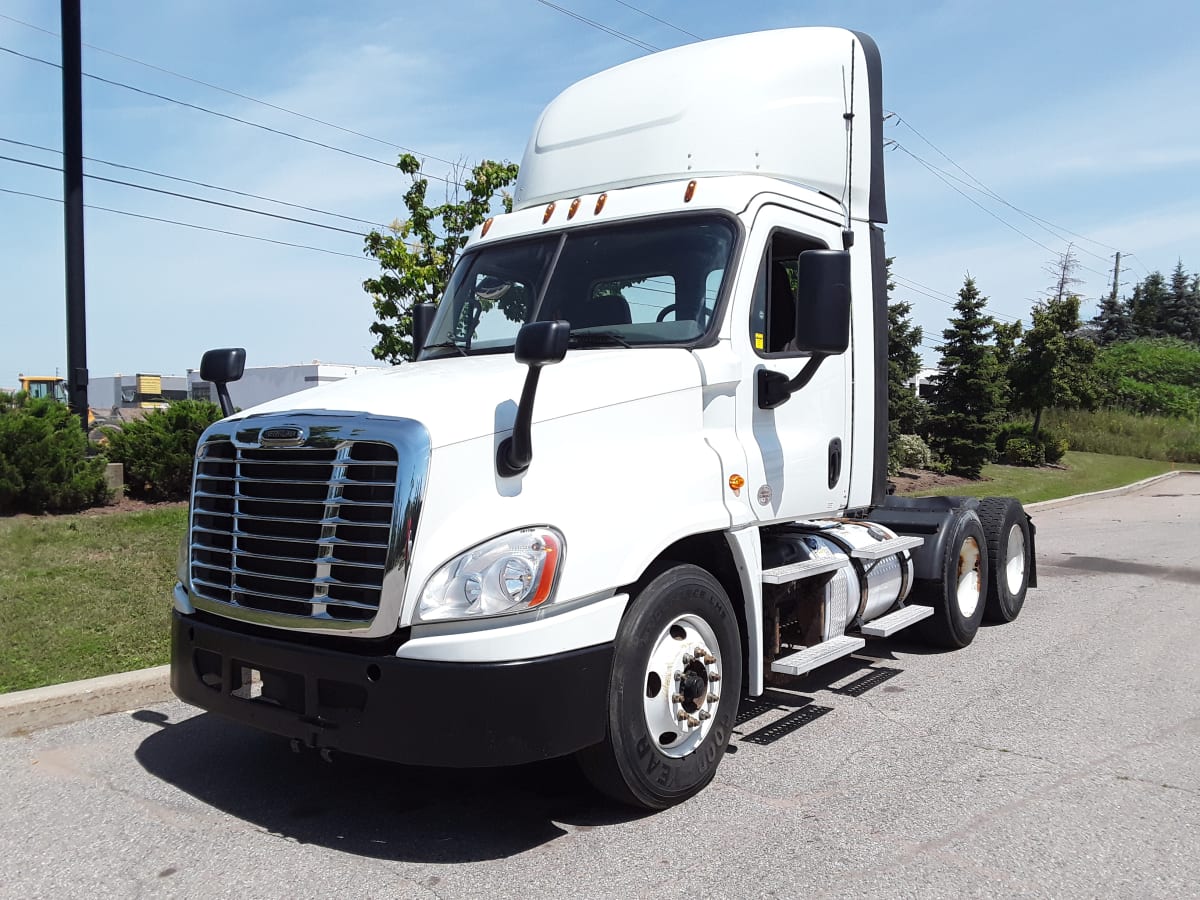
[[171, 27, 1036, 809]]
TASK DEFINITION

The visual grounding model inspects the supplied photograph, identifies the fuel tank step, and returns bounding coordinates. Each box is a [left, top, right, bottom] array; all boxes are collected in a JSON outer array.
[[769, 635, 865, 676], [762, 553, 851, 585], [858, 604, 934, 637], [847, 535, 924, 560]]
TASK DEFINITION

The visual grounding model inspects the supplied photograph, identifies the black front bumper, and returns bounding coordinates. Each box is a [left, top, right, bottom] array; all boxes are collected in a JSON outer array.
[[171, 611, 613, 768]]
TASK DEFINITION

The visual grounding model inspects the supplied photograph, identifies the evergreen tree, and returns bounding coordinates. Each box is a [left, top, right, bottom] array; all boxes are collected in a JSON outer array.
[[927, 276, 1004, 477], [992, 318, 1024, 410], [1091, 293, 1134, 345], [885, 259, 925, 457], [1161, 261, 1197, 342], [1130, 271, 1169, 338], [1009, 293, 1097, 436]]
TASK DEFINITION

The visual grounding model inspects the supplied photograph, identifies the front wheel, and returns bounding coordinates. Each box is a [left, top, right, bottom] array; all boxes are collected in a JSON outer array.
[[577, 564, 742, 809]]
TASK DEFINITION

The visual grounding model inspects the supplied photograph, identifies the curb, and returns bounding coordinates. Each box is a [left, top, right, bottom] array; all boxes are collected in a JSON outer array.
[[1025, 468, 1199, 512], [0, 665, 172, 738], [3, 469, 1197, 738]]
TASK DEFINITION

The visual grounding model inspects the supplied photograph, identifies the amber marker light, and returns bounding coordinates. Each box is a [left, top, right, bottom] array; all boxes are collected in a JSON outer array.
[[728, 474, 745, 494], [543, 202, 556, 224], [594, 193, 607, 215], [528, 533, 561, 607], [684, 180, 697, 203], [481, 217, 494, 237], [568, 198, 581, 219]]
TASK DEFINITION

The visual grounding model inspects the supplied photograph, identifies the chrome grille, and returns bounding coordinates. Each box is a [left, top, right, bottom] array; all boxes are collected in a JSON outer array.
[[189, 438, 399, 623]]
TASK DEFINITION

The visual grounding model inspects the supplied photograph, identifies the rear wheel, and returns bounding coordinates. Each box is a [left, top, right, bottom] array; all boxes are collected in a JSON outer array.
[[577, 564, 742, 809], [978, 498, 1031, 623], [912, 509, 988, 649]]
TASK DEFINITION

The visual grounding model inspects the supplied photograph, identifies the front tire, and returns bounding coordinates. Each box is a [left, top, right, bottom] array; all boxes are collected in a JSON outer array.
[[912, 509, 989, 649], [577, 564, 742, 809]]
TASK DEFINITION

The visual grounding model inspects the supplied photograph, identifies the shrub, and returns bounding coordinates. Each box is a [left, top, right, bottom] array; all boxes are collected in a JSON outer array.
[[0, 392, 110, 514], [1002, 437, 1045, 466], [995, 421, 1068, 465], [103, 400, 222, 501], [893, 433, 933, 469]]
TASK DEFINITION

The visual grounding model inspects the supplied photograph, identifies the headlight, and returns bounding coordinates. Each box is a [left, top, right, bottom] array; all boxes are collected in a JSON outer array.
[[418, 527, 564, 622], [176, 534, 190, 588]]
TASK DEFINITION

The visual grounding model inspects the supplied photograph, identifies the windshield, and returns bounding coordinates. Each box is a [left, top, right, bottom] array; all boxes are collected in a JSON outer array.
[[421, 215, 735, 357]]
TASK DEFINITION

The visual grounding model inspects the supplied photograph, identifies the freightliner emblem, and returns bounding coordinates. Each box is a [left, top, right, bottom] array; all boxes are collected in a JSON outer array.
[[259, 425, 307, 447]]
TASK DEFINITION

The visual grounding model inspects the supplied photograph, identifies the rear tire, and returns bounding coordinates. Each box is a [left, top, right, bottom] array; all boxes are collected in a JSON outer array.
[[978, 498, 1031, 623], [912, 509, 988, 649], [576, 564, 742, 809]]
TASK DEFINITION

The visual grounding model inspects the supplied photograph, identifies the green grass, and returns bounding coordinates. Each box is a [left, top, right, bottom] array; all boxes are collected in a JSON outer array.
[[1042, 408, 1200, 463], [0, 506, 186, 693], [909, 451, 1181, 504]]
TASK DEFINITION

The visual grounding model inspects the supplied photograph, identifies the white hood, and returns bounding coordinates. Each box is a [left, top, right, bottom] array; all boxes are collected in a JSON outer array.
[[227, 348, 703, 447]]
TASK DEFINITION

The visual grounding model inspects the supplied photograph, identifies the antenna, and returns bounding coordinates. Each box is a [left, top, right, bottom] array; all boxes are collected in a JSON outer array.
[[842, 39, 856, 248]]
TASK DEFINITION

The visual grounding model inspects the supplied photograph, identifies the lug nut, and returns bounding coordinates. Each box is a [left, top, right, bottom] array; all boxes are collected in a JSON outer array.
[[708, 693, 720, 703], [672, 693, 685, 703], [709, 672, 721, 682], [685, 715, 700, 728], [697, 710, 711, 721], [673, 671, 683, 682], [703, 653, 716, 664], [694, 647, 706, 658], [677, 710, 689, 721]]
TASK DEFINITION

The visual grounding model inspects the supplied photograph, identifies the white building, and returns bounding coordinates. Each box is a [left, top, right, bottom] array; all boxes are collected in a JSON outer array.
[[904, 367, 940, 400], [187, 362, 388, 412], [89, 373, 189, 414]]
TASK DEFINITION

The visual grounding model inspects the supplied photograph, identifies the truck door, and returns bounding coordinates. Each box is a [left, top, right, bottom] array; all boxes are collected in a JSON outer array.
[[734, 206, 851, 521]]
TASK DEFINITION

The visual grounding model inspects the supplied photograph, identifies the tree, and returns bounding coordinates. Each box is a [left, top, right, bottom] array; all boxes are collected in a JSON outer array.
[[1091, 292, 1134, 345], [927, 276, 1005, 477], [991, 317, 1024, 410], [885, 259, 925, 462], [363, 153, 520, 363], [1129, 271, 1169, 338], [1009, 292, 1097, 436], [1160, 260, 1198, 343]]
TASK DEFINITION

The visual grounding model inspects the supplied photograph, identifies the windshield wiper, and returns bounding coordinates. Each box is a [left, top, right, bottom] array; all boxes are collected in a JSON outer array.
[[421, 340, 468, 357], [568, 331, 631, 349]]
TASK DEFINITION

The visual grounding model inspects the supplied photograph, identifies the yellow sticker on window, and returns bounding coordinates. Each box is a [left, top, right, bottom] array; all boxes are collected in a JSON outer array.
[[754, 332, 764, 350]]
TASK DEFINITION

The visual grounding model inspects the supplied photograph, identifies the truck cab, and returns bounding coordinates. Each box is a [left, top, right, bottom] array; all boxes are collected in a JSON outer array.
[[170, 27, 1035, 809]]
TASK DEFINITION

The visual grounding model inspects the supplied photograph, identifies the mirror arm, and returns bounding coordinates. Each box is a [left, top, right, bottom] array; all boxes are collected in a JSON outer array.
[[757, 354, 827, 409], [497, 366, 545, 477], [213, 383, 235, 417]]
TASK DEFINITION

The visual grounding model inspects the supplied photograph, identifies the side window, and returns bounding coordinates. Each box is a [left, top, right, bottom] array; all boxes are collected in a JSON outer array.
[[749, 230, 824, 357]]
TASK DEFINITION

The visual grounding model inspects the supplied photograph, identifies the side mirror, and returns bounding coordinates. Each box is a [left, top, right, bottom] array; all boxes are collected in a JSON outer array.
[[514, 320, 570, 366], [200, 347, 246, 417], [412, 302, 437, 359], [793, 249, 851, 355], [497, 321, 570, 477]]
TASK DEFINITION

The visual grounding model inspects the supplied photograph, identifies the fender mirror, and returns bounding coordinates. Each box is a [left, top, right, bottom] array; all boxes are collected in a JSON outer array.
[[199, 347, 246, 417], [497, 321, 570, 477]]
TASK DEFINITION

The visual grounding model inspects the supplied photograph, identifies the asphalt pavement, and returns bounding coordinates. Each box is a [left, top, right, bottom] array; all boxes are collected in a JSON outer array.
[[1, 475, 1197, 899]]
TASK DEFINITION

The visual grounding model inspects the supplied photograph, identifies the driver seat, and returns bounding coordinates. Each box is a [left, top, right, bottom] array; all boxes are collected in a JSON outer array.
[[572, 292, 632, 329]]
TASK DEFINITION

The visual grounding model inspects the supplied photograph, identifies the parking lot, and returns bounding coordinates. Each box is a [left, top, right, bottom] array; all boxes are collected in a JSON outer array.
[[2, 476, 1197, 898]]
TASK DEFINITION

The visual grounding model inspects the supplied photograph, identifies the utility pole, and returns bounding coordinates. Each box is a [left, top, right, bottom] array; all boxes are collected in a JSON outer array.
[[61, 0, 89, 428], [1109, 251, 1122, 304]]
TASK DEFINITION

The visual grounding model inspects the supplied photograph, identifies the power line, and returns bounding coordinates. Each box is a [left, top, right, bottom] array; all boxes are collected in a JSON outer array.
[[893, 142, 1111, 282], [533, 0, 661, 53], [889, 114, 1124, 258], [609, 0, 702, 40], [0, 11, 458, 167], [892, 274, 1020, 323], [0, 44, 461, 186], [0, 153, 370, 237], [0, 136, 391, 230], [0, 186, 370, 260]]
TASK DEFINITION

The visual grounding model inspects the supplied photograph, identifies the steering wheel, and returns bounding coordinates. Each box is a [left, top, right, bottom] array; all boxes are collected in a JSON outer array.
[[656, 304, 713, 325]]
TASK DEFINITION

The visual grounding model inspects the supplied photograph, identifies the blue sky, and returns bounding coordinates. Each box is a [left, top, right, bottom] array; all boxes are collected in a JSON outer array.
[[2, 0, 1198, 386]]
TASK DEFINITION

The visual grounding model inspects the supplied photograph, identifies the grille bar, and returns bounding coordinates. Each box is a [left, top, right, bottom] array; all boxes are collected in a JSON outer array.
[[194, 490, 394, 509], [191, 523, 388, 549]]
